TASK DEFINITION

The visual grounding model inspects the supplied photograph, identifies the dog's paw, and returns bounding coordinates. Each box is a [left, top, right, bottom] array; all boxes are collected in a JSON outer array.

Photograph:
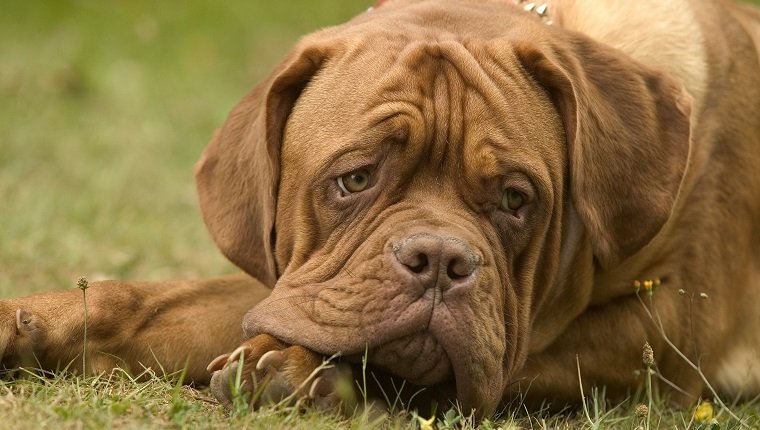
[[207, 334, 354, 411]]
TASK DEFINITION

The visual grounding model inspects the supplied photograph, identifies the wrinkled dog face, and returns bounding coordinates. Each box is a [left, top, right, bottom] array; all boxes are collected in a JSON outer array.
[[197, 0, 691, 415], [244, 34, 567, 412]]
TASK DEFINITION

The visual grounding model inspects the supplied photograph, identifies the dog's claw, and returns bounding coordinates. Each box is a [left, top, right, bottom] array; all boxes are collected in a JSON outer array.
[[206, 353, 230, 373], [228, 345, 252, 363], [207, 342, 256, 373], [256, 349, 285, 370]]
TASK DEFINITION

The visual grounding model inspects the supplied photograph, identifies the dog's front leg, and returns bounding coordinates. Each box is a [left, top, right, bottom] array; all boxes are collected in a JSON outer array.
[[0, 274, 268, 383]]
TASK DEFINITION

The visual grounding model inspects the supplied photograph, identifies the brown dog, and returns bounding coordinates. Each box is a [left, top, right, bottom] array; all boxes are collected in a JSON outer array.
[[2, 0, 760, 418]]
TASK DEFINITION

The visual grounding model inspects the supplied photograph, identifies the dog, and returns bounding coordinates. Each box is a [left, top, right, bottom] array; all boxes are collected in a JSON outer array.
[[2, 0, 759, 418]]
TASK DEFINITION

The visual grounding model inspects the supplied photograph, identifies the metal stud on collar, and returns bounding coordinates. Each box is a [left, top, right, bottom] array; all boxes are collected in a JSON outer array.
[[515, 0, 553, 25], [368, 0, 552, 25]]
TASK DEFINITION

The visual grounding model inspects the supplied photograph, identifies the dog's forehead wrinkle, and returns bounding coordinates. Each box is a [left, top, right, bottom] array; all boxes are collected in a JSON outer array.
[[369, 41, 561, 185], [288, 38, 559, 181]]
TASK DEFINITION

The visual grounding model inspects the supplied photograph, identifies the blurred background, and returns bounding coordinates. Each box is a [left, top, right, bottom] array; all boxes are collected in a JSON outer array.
[[0, 0, 371, 296], [2, 1, 759, 297]]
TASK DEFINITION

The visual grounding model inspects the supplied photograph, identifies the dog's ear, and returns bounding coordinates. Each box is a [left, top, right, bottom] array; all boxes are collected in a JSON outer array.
[[514, 36, 692, 269], [195, 44, 329, 286]]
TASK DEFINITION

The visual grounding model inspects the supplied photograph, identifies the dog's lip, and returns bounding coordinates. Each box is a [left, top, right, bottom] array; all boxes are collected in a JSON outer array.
[[428, 315, 505, 417], [243, 293, 435, 357], [243, 281, 438, 354]]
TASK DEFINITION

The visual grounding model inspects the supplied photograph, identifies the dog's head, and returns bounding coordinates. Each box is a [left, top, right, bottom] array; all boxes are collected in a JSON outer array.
[[195, 0, 691, 415]]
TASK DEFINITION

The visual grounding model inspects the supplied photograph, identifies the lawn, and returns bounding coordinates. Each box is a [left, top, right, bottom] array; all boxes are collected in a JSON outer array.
[[1, 0, 759, 428], [0, 0, 372, 296]]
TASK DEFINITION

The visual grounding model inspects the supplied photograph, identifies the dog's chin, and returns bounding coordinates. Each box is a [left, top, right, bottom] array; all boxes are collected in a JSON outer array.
[[343, 333, 459, 411], [343, 360, 459, 413], [341, 331, 503, 416], [362, 331, 453, 386]]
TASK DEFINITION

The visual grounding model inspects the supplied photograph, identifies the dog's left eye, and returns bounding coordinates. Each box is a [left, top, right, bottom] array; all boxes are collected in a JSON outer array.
[[501, 188, 526, 212], [337, 169, 371, 194]]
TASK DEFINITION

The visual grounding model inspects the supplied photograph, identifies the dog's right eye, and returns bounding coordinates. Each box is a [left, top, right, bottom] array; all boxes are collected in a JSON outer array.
[[337, 169, 371, 194]]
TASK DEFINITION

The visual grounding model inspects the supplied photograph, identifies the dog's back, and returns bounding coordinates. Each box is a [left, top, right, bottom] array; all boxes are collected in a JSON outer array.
[[556, 0, 709, 111]]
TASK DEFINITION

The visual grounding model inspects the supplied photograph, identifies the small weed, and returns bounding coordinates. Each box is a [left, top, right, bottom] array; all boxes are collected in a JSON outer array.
[[643, 341, 655, 430], [634, 279, 750, 428], [76, 276, 89, 376]]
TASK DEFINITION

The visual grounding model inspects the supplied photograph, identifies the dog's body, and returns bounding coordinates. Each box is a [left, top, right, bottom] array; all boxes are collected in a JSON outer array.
[[3, 0, 760, 417]]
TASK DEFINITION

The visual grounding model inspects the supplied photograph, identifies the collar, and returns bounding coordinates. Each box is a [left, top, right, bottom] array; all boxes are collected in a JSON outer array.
[[369, 0, 553, 25], [515, 1, 553, 25]]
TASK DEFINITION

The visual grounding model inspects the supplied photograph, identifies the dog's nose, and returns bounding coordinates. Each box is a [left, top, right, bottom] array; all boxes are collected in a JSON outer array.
[[393, 232, 481, 290]]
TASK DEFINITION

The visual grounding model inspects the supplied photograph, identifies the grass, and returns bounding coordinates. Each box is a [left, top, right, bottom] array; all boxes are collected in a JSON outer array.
[[0, 0, 371, 295], [2, 0, 760, 428], [2, 368, 758, 429], [0, 368, 367, 429]]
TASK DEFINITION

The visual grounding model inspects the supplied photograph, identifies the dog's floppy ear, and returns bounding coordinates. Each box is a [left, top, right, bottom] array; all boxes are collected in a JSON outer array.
[[514, 36, 692, 269], [195, 44, 329, 286]]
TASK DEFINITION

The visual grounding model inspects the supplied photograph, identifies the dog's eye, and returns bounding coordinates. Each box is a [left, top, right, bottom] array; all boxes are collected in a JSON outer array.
[[501, 188, 525, 212], [337, 169, 371, 194]]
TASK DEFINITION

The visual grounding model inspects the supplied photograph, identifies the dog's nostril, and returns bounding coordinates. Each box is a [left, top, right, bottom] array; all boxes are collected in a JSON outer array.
[[447, 258, 472, 281], [406, 253, 429, 274]]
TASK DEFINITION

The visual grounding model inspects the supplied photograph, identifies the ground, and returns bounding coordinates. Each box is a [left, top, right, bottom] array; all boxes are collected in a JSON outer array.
[[1, 0, 759, 428]]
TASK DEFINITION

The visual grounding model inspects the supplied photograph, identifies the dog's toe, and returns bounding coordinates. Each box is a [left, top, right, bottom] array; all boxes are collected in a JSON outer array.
[[307, 362, 356, 411], [209, 362, 237, 409]]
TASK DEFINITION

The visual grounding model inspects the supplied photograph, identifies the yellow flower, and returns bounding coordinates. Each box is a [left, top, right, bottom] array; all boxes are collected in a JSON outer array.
[[416, 414, 436, 430], [633, 279, 661, 294], [693, 401, 714, 422]]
